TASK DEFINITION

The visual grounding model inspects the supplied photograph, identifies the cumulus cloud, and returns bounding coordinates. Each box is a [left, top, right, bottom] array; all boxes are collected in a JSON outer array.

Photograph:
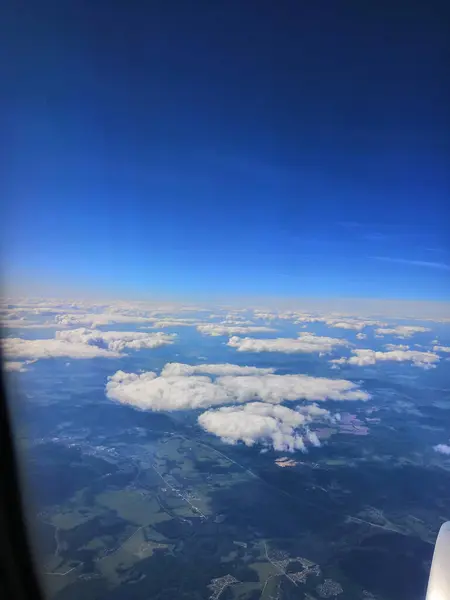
[[227, 332, 350, 354], [146, 319, 200, 328], [434, 444, 450, 455], [197, 324, 277, 336], [374, 325, 431, 338], [54, 313, 156, 327], [4, 337, 122, 360], [3, 328, 175, 361], [105, 365, 370, 413], [356, 333, 367, 340], [56, 328, 175, 352], [106, 370, 231, 411], [433, 345, 450, 353], [160, 362, 275, 377], [198, 403, 309, 452], [294, 316, 386, 331], [333, 348, 440, 369], [384, 344, 410, 351], [305, 429, 321, 447]]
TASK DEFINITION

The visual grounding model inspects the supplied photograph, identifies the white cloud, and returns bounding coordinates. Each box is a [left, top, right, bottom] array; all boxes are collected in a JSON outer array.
[[294, 316, 386, 331], [54, 313, 156, 327], [227, 332, 350, 354], [198, 403, 309, 452], [294, 316, 324, 324], [4, 338, 122, 360], [433, 345, 450, 353], [374, 325, 431, 338], [296, 403, 331, 419], [105, 365, 370, 413], [160, 362, 275, 377], [142, 318, 202, 328], [356, 333, 367, 340], [325, 320, 365, 330], [56, 328, 175, 352], [197, 324, 277, 337], [305, 429, 321, 447], [384, 344, 410, 351], [253, 311, 278, 321], [3, 328, 175, 361], [334, 348, 440, 369], [434, 444, 450, 455], [215, 373, 368, 402], [221, 319, 256, 326], [106, 370, 231, 411]]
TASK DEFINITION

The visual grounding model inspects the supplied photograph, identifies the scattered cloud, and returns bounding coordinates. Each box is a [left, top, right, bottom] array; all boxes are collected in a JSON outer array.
[[374, 325, 431, 338], [372, 256, 450, 270], [434, 444, 450, 455], [56, 328, 176, 352], [294, 315, 386, 331], [4, 337, 122, 360], [331, 348, 439, 369], [160, 362, 275, 377], [384, 344, 410, 351], [197, 324, 277, 337], [356, 333, 367, 340], [433, 345, 450, 353], [228, 332, 350, 354], [54, 313, 156, 327], [143, 318, 201, 328]]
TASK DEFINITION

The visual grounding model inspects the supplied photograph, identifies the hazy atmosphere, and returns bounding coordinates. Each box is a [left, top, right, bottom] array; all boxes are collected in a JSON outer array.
[[3, 2, 450, 600]]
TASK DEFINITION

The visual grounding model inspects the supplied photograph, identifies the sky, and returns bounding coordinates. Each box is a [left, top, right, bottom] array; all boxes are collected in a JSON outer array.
[[3, 1, 449, 301]]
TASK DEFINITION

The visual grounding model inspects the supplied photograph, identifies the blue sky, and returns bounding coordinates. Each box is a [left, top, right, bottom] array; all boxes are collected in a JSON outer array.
[[3, 1, 449, 300]]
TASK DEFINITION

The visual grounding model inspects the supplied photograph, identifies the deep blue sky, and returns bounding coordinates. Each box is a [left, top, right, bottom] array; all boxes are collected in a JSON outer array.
[[3, 1, 450, 300]]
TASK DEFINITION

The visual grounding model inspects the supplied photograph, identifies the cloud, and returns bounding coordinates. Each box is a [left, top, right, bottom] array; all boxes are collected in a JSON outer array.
[[374, 325, 431, 338], [372, 257, 450, 270], [197, 324, 277, 336], [356, 333, 367, 340], [142, 318, 202, 328], [384, 344, 410, 351], [221, 319, 256, 326], [305, 429, 321, 447], [294, 316, 386, 331], [433, 345, 450, 353], [54, 313, 156, 327], [4, 338, 122, 360], [333, 348, 440, 369], [56, 328, 175, 352], [160, 362, 275, 377], [227, 332, 350, 354], [434, 444, 450, 455], [3, 328, 175, 361], [198, 403, 309, 452], [105, 365, 370, 413]]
